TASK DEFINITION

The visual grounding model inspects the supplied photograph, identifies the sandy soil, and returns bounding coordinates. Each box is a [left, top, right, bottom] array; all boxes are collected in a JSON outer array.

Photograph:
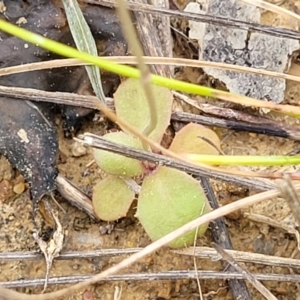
[[1, 0, 300, 299]]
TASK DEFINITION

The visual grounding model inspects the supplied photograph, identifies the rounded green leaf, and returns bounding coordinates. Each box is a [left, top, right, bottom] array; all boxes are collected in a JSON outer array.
[[93, 131, 145, 177], [136, 167, 211, 248], [93, 176, 135, 221], [169, 123, 220, 155], [114, 78, 173, 143]]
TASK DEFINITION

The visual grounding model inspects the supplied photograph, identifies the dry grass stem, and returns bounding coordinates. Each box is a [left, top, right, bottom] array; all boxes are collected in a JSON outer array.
[[56, 174, 98, 220], [176, 246, 300, 269], [87, 0, 300, 40], [1, 57, 300, 83], [77, 133, 277, 190], [2, 270, 300, 289], [0, 248, 141, 261]]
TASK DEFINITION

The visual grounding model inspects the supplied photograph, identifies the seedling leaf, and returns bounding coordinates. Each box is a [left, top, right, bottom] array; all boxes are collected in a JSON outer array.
[[93, 131, 145, 177], [136, 166, 211, 248], [114, 78, 173, 143], [93, 176, 135, 221], [169, 123, 220, 155]]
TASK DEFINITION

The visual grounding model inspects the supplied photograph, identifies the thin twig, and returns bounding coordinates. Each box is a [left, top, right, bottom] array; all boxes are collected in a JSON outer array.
[[172, 111, 300, 140], [86, 0, 300, 40], [2, 57, 300, 83], [213, 243, 278, 300], [4, 246, 300, 270], [2, 270, 300, 289], [0, 248, 141, 261], [1, 84, 299, 141], [1, 84, 299, 140], [175, 246, 300, 269], [77, 133, 276, 191], [56, 174, 98, 220], [200, 178, 251, 300]]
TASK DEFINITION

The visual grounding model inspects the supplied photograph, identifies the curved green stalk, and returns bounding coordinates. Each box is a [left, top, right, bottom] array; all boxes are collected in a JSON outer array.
[[185, 154, 300, 166]]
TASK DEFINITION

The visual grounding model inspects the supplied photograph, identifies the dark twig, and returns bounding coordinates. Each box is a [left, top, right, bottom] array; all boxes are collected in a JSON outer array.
[[213, 243, 278, 299], [87, 0, 300, 41], [172, 111, 300, 140], [1, 85, 299, 141], [0, 85, 101, 110], [77, 133, 275, 191], [200, 177, 251, 300], [2, 270, 300, 289]]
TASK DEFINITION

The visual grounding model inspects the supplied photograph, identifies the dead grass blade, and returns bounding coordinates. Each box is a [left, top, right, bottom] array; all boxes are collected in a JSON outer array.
[[62, 0, 106, 102], [1, 57, 300, 84]]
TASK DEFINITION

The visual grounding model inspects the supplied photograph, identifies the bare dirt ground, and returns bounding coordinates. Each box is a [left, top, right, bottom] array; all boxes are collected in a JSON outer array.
[[1, 1, 300, 299]]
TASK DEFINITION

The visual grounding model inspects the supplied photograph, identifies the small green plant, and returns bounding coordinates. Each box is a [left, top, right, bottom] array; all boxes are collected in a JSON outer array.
[[92, 78, 219, 248]]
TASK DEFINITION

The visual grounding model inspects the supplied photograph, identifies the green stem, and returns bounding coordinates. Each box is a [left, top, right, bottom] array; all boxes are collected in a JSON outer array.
[[0, 19, 215, 97], [185, 154, 300, 166], [1, 19, 299, 117]]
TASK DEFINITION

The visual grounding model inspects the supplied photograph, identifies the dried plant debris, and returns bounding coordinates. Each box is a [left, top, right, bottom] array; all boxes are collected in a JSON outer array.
[[33, 200, 64, 292], [185, 0, 299, 103], [0, 1, 125, 204]]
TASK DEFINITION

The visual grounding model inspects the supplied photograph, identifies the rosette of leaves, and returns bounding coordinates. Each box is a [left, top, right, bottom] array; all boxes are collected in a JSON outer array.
[[93, 78, 220, 248]]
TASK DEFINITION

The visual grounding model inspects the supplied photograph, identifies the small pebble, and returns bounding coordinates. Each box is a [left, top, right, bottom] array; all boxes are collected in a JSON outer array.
[[13, 182, 25, 194], [8, 214, 15, 221], [71, 141, 87, 157], [82, 290, 94, 300]]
